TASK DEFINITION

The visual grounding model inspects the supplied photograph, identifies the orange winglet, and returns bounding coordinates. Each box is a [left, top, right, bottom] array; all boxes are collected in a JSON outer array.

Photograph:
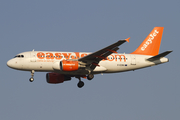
[[106, 49, 118, 53], [125, 37, 130, 42]]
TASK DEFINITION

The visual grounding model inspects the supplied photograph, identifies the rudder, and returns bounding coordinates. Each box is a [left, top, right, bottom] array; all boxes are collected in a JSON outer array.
[[131, 27, 164, 56]]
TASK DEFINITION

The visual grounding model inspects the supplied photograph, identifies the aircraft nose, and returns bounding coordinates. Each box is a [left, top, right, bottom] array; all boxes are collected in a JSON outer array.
[[7, 59, 23, 70], [7, 59, 13, 68]]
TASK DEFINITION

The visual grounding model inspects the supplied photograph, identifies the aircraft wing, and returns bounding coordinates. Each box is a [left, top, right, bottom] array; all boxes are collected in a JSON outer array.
[[78, 38, 129, 65]]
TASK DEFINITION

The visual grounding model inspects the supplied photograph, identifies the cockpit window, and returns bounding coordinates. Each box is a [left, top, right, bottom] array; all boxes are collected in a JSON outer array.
[[14, 55, 20, 58], [14, 55, 24, 58]]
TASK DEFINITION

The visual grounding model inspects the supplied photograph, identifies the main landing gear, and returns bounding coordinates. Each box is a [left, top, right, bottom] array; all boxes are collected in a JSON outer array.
[[29, 70, 35, 82], [76, 73, 94, 88], [87, 73, 94, 80], [76, 76, 84, 88]]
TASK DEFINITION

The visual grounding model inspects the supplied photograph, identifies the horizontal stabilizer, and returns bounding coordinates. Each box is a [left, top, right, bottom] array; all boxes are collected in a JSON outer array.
[[146, 51, 172, 61]]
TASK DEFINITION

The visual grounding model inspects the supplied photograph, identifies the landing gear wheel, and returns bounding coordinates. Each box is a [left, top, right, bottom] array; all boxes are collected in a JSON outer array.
[[87, 74, 94, 80], [77, 81, 84, 88], [29, 77, 34, 82], [29, 70, 35, 82]]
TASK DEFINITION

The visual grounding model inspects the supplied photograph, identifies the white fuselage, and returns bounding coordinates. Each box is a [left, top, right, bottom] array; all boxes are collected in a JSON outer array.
[[7, 51, 169, 75]]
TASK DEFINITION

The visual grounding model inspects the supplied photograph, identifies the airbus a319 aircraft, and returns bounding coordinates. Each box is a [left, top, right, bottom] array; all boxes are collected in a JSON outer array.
[[7, 27, 172, 88]]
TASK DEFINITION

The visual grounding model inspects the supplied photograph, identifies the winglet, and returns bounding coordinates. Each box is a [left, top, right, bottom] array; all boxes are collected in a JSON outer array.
[[125, 37, 130, 42]]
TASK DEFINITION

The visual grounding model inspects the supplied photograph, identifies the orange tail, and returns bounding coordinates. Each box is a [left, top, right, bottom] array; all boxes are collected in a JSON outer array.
[[131, 27, 164, 56]]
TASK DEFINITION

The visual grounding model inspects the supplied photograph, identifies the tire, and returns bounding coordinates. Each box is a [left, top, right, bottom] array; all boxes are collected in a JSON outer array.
[[87, 74, 94, 80], [77, 81, 84, 88], [29, 77, 34, 82]]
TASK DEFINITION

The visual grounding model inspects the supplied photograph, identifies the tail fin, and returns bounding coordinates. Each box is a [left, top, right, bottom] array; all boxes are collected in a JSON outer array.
[[131, 27, 164, 56]]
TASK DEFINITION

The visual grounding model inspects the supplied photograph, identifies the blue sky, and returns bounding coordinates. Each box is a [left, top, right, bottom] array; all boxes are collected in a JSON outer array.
[[0, 0, 179, 120]]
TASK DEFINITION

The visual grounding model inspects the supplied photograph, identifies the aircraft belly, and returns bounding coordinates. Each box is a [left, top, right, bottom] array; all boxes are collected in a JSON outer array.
[[93, 66, 107, 72], [55, 69, 89, 75], [22, 61, 54, 71]]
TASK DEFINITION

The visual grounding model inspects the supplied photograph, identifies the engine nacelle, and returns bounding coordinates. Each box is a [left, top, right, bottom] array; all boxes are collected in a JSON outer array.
[[60, 60, 79, 71], [46, 73, 71, 84]]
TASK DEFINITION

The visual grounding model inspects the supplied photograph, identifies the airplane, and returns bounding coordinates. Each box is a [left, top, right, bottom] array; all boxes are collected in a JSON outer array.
[[7, 27, 172, 88]]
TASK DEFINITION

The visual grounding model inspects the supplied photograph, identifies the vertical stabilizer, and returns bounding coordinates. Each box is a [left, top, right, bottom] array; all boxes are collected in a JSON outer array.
[[131, 27, 164, 56]]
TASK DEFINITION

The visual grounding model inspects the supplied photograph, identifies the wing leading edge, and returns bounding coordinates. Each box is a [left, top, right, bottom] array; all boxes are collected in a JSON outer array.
[[78, 38, 130, 64]]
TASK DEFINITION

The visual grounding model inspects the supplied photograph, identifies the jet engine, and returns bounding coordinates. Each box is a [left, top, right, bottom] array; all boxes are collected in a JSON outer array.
[[52, 60, 86, 71], [60, 60, 79, 71], [46, 73, 71, 84]]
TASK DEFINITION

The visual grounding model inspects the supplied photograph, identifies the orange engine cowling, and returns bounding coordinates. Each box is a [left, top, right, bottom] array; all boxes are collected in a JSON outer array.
[[60, 60, 79, 71], [46, 73, 71, 84]]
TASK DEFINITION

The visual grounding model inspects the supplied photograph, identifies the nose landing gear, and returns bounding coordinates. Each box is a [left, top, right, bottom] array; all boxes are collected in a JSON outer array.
[[29, 70, 35, 82]]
